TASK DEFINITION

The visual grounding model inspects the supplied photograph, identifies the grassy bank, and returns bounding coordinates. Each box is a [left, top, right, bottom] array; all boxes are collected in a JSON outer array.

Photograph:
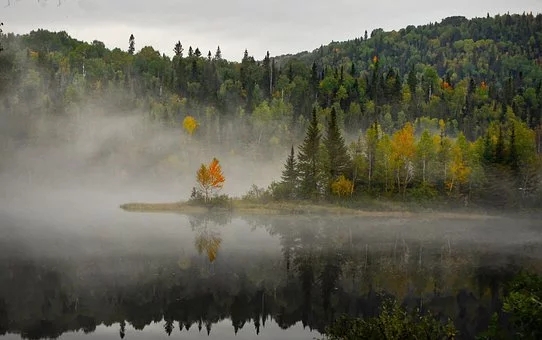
[[119, 198, 500, 220]]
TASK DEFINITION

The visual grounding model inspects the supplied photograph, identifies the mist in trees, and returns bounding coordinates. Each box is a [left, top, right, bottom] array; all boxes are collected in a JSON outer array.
[[0, 14, 541, 207]]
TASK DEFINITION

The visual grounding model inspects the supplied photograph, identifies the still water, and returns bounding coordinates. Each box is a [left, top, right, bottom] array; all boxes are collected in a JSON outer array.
[[1, 199, 541, 339]]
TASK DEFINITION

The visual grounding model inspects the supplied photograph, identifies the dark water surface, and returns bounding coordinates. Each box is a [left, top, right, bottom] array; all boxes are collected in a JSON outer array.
[[1, 194, 541, 339]]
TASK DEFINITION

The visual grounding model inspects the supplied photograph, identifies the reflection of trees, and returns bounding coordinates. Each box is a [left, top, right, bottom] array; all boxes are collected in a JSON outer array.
[[194, 230, 222, 263], [0, 216, 540, 339], [189, 213, 227, 263]]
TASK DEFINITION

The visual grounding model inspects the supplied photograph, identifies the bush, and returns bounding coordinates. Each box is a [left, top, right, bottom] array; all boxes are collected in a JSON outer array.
[[407, 183, 438, 202], [478, 272, 542, 340], [324, 299, 457, 340], [242, 184, 268, 202], [189, 187, 231, 209]]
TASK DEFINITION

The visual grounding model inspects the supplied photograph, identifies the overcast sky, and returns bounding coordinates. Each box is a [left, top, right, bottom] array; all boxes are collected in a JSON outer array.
[[2, 0, 542, 61]]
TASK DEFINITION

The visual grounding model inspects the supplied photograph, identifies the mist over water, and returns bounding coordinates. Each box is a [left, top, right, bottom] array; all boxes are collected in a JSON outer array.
[[0, 106, 542, 339]]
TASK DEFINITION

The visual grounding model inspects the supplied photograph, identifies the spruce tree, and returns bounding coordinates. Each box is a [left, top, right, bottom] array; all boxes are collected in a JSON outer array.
[[280, 145, 298, 199], [298, 109, 322, 199], [509, 122, 519, 173], [324, 107, 351, 187], [0, 23, 4, 53], [495, 125, 506, 164], [214, 46, 222, 60], [128, 34, 135, 55], [482, 131, 495, 165], [173, 41, 183, 57]]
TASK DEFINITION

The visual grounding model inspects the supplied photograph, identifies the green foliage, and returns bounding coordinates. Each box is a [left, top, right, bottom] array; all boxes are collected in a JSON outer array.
[[324, 299, 457, 340], [280, 145, 298, 199], [324, 107, 352, 191], [479, 272, 542, 340], [2, 16, 542, 208], [189, 187, 231, 209], [297, 109, 323, 199], [503, 272, 542, 339]]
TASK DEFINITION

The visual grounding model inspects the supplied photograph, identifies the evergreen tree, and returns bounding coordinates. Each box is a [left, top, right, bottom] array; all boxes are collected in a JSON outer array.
[[262, 51, 271, 98], [509, 122, 519, 173], [482, 131, 495, 164], [280, 145, 298, 199], [407, 66, 417, 95], [324, 107, 352, 188], [495, 125, 506, 163], [128, 34, 135, 55], [297, 109, 322, 199], [0, 22, 4, 53], [214, 46, 222, 60], [174, 41, 183, 57]]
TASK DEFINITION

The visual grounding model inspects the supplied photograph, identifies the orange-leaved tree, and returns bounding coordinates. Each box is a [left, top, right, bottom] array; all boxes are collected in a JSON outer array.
[[196, 158, 225, 202]]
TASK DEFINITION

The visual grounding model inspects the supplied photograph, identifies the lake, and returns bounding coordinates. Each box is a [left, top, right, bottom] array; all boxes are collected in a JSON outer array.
[[1, 190, 541, 339]]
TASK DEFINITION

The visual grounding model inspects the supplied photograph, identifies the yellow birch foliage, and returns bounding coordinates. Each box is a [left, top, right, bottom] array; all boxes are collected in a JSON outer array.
[[183, 115, 198, 135], [331, 175, 354, 197], [391, 122, 416, 161], [391, 122, 416, 194], [448, 134, 471, 192]]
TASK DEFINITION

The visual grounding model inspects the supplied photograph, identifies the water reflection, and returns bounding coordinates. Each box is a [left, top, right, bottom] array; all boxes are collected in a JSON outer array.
[[0, 213, 541, 339]]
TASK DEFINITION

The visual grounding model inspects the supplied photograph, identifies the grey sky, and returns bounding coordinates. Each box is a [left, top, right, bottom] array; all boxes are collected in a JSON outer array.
[[2, 0, 542, 61]]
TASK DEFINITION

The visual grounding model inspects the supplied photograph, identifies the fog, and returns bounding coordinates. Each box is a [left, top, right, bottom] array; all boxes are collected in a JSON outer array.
[[1, 95, 542, 340], [0, 98, 286, 219]]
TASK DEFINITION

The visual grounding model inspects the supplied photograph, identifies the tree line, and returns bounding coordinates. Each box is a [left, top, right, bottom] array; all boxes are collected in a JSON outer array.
[[271, 104, 540, 208], [0, 13, 541, 204]]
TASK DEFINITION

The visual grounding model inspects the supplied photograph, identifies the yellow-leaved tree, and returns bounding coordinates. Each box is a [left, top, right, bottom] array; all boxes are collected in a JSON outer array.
[[391, 122, 416, 196], [196, 158, 225, 202], [183, 115, 198, 135], [448, 133, 471, 193], [331, 175, 354, 197]]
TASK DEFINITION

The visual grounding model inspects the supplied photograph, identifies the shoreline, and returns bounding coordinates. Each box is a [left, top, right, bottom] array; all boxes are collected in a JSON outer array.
[[119, 200, 502, 220]]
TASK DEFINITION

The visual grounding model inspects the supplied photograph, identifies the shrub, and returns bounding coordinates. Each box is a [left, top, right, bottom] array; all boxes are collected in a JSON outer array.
[[324, 299, 457, 340]]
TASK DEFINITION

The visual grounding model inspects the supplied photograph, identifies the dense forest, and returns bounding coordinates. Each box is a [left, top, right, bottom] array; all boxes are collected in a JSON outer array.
[[0, 13, 541, 207]]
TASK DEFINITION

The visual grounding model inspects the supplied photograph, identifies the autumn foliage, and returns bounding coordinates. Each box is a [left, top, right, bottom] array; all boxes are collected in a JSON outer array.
[[183, 115, 198, 135], [196, 158, 225, 202], [331, 175, 354, 197]]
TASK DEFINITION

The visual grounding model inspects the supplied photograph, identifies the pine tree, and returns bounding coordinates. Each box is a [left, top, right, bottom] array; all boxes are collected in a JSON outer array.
[[128, 34, 135, 55], [482, 131, 495, 165], [0, 22, 4, 53], [174, 41, 183, 57], [324, 107, 351, 189], [509, 122, 519, 173], [495, 125, 506, 163], [280, 145, 298, 199], [214, 46, 222, 60], [298, 109, 322, 199], [262, 51, 271, 98]]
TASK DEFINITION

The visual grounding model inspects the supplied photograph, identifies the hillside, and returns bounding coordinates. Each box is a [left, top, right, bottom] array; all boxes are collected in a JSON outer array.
[[0, 13, 541, 207]]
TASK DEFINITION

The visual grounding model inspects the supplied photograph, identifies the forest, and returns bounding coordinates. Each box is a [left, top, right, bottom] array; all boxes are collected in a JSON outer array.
[[0, 13, 541, 207]]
